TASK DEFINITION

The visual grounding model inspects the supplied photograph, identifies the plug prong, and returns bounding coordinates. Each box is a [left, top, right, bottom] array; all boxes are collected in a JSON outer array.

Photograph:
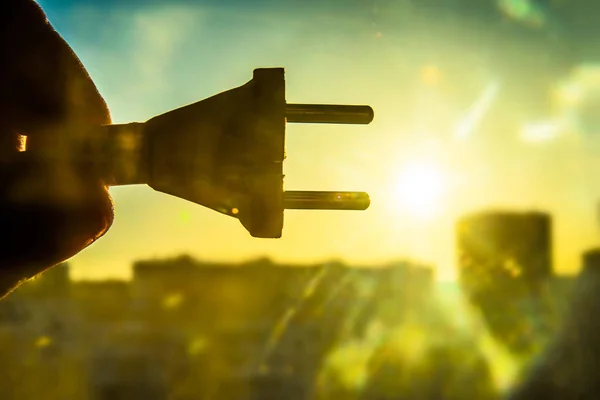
[[285, 104, 374, 125], [284, 191, 370, 210]]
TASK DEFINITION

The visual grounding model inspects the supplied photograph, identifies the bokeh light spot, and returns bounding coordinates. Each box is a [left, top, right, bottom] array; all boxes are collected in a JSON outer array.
[[420, 65, 442, 87]]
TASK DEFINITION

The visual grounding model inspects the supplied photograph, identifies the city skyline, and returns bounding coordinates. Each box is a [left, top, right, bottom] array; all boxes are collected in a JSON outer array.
[[0, 244, 582, 399]]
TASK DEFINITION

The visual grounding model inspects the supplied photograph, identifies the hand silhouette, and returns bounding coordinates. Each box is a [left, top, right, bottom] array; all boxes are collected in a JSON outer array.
[[0, 0, 113, 297]]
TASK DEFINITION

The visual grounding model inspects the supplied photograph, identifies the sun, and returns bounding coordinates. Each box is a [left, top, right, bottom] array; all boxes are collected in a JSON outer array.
[[394, 160, 446, 219]]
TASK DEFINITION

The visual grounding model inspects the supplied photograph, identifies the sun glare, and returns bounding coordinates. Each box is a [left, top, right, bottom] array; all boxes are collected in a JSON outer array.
[[394, 160, 447, 219]]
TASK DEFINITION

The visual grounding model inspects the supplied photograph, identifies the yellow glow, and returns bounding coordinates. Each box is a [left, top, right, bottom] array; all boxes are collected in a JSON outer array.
[[420, 65, 442, 87], [394, 160, 447, 219], [180, 210, 191, 223], [323, 340, 373, 389], [188, 337, 208, 356], [35, 336, 52, 349], [477, 323, 520, 390], [259, 364, 269, 374], [162, 292, 183, 309], [520, 120, 561, 143], [554, 82, 583, 107], [388, 324, 429, 365]]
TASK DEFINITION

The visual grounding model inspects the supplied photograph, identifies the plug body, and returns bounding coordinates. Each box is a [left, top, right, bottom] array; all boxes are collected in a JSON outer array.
[[85, 68, 373, 238]]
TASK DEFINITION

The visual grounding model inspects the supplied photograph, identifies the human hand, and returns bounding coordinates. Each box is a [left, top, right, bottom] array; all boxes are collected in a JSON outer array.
[[0, 0, 113, 297]]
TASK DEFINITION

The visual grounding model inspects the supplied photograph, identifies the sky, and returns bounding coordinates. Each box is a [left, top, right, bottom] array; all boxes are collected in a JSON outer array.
[[36, 0, 600, 280]]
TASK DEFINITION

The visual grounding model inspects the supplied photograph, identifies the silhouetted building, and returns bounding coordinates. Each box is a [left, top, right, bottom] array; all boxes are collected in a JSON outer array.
[[456, 211, 553, 354], [457, 211, 552, 293], [0, 256, 456, 400], [508, 247, 600, 400]]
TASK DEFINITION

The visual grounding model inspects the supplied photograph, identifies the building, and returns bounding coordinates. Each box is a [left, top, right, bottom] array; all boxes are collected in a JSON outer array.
[[509, 247, 600, 399], [0, 257, 437, 399], [456, 211, 553, 354]]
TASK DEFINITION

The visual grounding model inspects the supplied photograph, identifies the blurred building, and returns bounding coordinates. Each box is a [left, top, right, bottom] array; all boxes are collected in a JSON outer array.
[[508, 247, 600, 400], [456, 211, 554, 354], [457, 211, 553, 291], [0, 257, 436, 400]]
